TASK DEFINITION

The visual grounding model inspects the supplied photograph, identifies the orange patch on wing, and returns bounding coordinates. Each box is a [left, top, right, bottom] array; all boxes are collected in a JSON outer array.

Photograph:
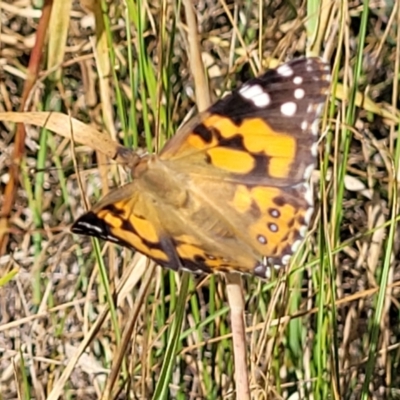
[[204, 115, 296, 179], [240, 119, 296, 179], [120, 228, 169, 261], [187, 133, 217, 149], [268, 156, 295, 179], [230, 185, 253, 213], [124, 231, 169, 261], [177, 243, 206, 261], [246, 187, 306, 255], [253, 211, 305, 257], [207, 147, 255, 173], [249, 219, 286, 255], [98, 207, 169, 261], [251, 187, 282, 210], [129, 214, 159, 243], [203, 115, 238, 137], [230, 185, 303, 255], [99, 210, 124, 226]]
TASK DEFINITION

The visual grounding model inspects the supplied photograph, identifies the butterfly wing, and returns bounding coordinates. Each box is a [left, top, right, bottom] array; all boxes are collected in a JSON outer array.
[[158, 57, 331, 276], [72, 58, 331, 279], [160, 58, 330, 186], [71, 178, 180, 269], [71, 161, 262, 275]]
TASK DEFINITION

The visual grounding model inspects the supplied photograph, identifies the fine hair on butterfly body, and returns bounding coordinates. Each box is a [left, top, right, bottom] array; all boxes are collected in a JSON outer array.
[[71, 58, 331, 279]]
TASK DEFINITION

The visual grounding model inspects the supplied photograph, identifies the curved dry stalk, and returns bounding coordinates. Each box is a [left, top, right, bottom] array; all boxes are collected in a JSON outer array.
[[0, 111, 137, 166]]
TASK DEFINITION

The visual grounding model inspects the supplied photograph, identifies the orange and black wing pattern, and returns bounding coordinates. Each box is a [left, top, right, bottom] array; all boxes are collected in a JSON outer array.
[[72, 58, 331, 279]]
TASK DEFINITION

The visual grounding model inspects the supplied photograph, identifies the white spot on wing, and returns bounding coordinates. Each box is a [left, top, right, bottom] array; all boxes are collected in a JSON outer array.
[[304, 164, 315, 180], [293, 76, 303, 85], [304, 185, 314, 206], [294, 88, 305, 99], [311, 119, 319, 135], [239, 84, 271, 107], [277, 64, 294, 77], [262, 261, 272, 279], [299, 225, 308, 237], [280, 101, 297, 116], [315, 103, 324, 117], [281, 255, 291, 265], [311, 142, 318, 157], [304, 207, 314, 226], [182, 266, 203, 274], [291, 239, 302, 253], [255, 260, 271, 279], [78, 221, 103, 234]]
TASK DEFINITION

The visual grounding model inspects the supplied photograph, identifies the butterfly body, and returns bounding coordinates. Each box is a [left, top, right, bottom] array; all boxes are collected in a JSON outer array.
[[72, 58, 331, 279]]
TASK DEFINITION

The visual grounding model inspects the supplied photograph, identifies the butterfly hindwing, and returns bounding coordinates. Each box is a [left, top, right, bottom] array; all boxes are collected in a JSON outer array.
[[72, 167, 258, 274]]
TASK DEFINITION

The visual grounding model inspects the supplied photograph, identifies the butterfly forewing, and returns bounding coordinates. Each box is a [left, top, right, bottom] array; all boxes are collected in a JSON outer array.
[[72, 58, 331, 279], [161, 58, 330, 184]]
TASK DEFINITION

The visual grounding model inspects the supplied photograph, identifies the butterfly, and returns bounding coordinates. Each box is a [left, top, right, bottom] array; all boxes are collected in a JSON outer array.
[[71, 58, 331, 279]]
